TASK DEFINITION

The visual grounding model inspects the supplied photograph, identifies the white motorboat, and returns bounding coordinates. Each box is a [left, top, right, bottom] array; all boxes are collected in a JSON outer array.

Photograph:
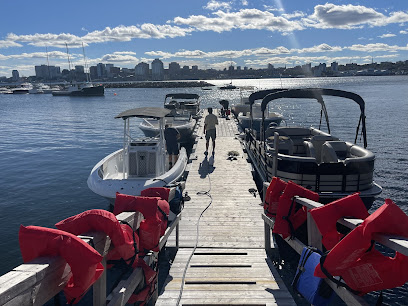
[[0, 87, 12, 94], [164, 93, 201, 118], [87, 107, 188, 201], [244, 88, 382, 208], [12, 83, 33, 94], [139, 112, 196, 143]]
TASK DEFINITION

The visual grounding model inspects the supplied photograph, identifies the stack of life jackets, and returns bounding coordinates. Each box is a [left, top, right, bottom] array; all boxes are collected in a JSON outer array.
[[55, 209, 139, 268], [272, 180, 319, 239], [263, 176, 287, 217], [313, 198, 408, 295], [114, 191, 170, 255], [113, 190, 170, 304], [19, 225, 104, 304]]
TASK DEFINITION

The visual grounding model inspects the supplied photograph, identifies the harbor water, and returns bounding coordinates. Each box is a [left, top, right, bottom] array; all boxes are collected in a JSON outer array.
[[1, 76, 407, 304]]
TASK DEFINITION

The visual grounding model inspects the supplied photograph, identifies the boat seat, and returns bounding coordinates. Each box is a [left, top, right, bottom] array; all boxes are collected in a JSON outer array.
[[304, 141, 316, 158], [310, 135, 339, 163], [321, 142, 342, 163]]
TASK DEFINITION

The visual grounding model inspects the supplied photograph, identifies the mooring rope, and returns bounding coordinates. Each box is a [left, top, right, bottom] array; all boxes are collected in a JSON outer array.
[[176, 160, 214, 306]]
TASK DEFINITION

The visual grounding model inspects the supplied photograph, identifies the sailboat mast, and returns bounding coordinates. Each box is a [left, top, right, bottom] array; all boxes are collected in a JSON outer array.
[[82, 42, 91, 83], [46, 47, 51, 86]]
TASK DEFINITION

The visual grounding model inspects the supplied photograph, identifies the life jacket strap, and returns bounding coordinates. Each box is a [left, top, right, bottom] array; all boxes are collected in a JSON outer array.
[[319, 252, 361, 295]]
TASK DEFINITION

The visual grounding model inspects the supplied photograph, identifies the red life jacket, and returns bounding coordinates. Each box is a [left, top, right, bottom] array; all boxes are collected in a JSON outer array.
[[19, 225, 104, 304], [309, 193, 369, 250], [114, 192, 159, 220], [141, 187, 171, 201], [114, 192, 168, 254], [55, 209, 139, 267], [264, 177, 287, 217], [127, 258, 158, 304], [273, 181, 319, 239], [315, 199, 408, 294], [141, 188, 171, 235]]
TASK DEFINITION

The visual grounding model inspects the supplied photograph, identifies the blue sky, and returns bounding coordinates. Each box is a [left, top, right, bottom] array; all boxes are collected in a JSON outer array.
[[1, 0, 408, 77]]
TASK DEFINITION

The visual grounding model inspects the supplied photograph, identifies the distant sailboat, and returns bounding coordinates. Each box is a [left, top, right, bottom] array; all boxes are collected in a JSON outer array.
[[220, 60, 237, 90], [52, 43, 104, 97]]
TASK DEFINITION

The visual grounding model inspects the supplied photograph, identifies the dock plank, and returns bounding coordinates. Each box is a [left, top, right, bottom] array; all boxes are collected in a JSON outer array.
[[158, 110, 294, 305]]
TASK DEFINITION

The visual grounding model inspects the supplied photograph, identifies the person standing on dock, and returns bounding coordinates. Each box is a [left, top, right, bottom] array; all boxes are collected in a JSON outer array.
[[164, 124, 180, 168], [204, 107, 218, 155]]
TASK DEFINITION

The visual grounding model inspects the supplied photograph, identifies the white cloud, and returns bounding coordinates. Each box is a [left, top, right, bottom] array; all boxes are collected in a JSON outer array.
[[378, 33, 396, 38], [173, 9, 303, 33], [296, 43, 342, 53], [347, 43, 408, 52], [400, 30, 408, 35], [100, 53, 139, 63], [204, 1, 231, 11], [5, 24, 193, 49], [0, 40, 22, 49], [305, 3, 385, 29]]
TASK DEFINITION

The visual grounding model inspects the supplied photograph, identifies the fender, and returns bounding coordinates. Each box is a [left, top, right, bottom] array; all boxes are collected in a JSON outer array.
[[264, 177, 287, 217], [19, 225, 104, 304], [56, 209, 139, 267], [273, 181, 319, 239], [309, 193, 369, 250], [315, 199, 408, 294]]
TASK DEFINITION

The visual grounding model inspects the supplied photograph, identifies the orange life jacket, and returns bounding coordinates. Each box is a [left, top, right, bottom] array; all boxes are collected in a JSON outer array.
[[273, 181, 319, 239], [264, 176, 287, 217], [309, 193, 369, 250], [19, 225, 104, 304], [314, 199, 408, 294], [55, 209, 139, 267]]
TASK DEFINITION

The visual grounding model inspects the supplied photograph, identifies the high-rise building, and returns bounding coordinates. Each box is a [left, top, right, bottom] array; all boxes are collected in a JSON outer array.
[[96, 63, 106, 78], [12, 70, 19, 81], [36, 65, 61, 79], [135, 62, 149, 80], [168, 62, 180, 77], [151, 59, 164, 81]]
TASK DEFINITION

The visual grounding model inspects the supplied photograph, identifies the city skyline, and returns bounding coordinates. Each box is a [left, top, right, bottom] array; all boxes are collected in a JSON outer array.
[[1, 1, 408, 77]]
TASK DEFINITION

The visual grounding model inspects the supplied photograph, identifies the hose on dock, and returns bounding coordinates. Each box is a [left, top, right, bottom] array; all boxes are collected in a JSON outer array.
[[176, 164, 214, 305]]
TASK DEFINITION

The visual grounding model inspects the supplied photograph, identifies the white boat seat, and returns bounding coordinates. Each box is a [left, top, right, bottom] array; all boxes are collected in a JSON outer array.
[[321, 142, 342, 163], [304, 141, 316, 158], [310, 135, 339, 163]]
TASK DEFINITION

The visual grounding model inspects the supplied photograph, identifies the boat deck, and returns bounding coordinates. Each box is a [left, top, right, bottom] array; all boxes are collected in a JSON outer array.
[[158, 110, 295, 305]]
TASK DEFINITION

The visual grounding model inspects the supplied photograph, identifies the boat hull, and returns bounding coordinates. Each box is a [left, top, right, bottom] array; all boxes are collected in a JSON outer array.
[[87, 147, 188, 200], [52, 85, 104, 96]]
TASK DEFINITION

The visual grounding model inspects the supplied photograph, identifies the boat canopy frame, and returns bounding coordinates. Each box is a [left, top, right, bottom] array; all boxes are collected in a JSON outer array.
[[258, 88, 367, 148], [115, 107, 171, 178]]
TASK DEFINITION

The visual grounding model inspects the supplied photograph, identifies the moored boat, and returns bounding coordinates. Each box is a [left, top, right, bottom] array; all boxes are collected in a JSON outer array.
[[52, 82, 104, 96], [164, 93, 201, 118], [87, 107, 187, 201], [243, 88, 382, 207]]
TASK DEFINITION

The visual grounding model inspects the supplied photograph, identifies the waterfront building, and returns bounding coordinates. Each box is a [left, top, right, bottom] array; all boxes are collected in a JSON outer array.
[[151, 59, 164, 81], [169, 62, 180, 78], [96, 63, 106, 79], [12, 70, 19, 82], [135, 62, 149, 80]]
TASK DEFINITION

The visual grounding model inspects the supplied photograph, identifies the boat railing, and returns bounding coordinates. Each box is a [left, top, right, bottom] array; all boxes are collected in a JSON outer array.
[[0, 209, 182, 305], [262, 189, 408, 306]]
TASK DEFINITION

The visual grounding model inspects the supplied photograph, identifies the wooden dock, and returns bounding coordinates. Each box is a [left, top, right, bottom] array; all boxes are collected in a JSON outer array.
[[158, 110, 295, 305]]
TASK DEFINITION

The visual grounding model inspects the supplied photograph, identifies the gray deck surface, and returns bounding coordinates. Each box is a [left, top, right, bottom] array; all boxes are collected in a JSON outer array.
[[158, 110, 295, 305]]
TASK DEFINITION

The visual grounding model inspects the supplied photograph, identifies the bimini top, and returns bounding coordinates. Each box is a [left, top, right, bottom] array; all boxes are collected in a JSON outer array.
[[115, 107, 171, 119], [248, 89, 287, 105], [165, 93, 199, 100], [260, 88, 365, 113], [260, 88, 368, 147]]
